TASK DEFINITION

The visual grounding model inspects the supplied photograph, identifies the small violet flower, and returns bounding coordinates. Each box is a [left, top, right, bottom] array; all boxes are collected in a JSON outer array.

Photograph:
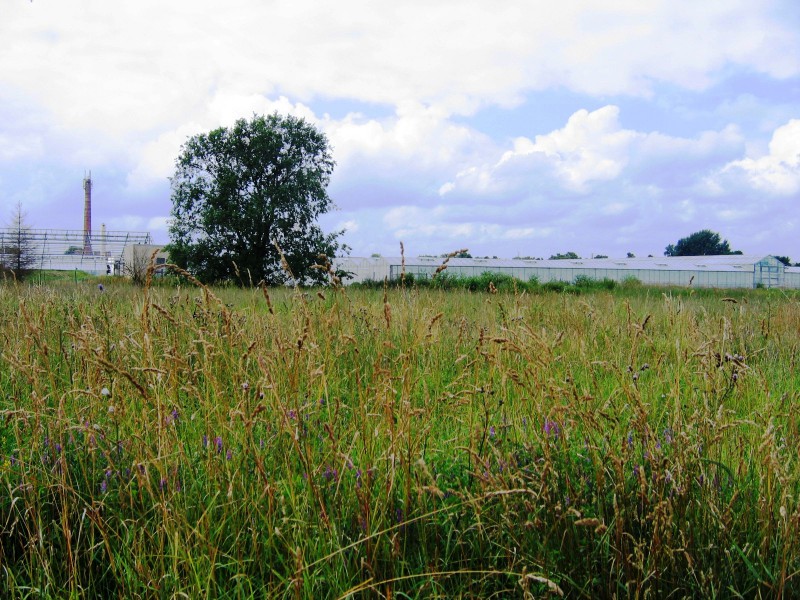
[[543, 419, 560, 438]]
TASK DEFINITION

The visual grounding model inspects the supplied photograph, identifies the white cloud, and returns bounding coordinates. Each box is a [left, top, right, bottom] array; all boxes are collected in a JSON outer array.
[[325, 103, 488, 170], [1, 1, 799, 260], [2, 0, 797, 141], [714, 119, 800, 195], [443, 105, 742, 199], [338, 219, 359, 233], [499, 106, 638, 191]]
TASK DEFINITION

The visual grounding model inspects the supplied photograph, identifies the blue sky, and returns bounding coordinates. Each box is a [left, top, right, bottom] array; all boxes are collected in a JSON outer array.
[[2, 0, 799, 259]]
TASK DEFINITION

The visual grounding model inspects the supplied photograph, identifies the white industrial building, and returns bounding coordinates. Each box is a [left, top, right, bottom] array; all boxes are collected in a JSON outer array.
[[334, 255, 797, 289]]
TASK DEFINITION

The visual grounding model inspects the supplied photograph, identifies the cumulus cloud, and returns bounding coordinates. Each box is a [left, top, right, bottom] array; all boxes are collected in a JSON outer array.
[[712, 119, 800, 195], [500, 106, 638, 191], [2, 0, 797, 137], [441, 105, 742, 199], [415, 105, 783, 257], [1, 1, 798, 257]]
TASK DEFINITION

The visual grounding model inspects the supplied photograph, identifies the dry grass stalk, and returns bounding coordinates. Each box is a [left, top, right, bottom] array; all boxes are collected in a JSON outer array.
[[400, 241, 406, 286], [260, 280, 275, 315], [383, 280, 392, 329], [433, 248, 468, 279], [311, 253, 342, 289], [273, 240, 296, 283]]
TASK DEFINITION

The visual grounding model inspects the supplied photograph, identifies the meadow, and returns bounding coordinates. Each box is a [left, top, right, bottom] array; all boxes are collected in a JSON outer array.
[[1, 272, 799, 598]]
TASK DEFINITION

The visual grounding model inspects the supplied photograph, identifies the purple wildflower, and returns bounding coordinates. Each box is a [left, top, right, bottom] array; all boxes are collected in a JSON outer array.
[[159, 478, 167, 491], [543, 419, 560, 438], [489, 426, 496, 438], [226, 449, 232, 461], [202, 434, 208, 449], [215, 436, 223, 454], [100, 480, 107, 493]]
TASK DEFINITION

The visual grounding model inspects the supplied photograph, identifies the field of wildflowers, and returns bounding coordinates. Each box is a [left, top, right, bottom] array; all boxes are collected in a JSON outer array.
[[1, 275, 799, 598]]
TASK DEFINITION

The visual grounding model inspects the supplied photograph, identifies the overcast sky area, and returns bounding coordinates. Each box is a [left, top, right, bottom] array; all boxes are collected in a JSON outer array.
[[2, 1, 800, 259]]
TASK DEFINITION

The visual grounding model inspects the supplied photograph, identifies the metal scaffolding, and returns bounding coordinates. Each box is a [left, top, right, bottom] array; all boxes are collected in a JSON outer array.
[[0, 228, 152, 273]]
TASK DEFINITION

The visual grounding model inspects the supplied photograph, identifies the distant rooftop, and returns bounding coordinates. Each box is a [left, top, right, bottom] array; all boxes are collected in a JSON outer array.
[[343, 254, 780, 272]]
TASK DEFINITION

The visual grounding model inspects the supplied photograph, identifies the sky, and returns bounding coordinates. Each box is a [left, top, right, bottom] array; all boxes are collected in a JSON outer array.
[[2, 0, 799, 260]]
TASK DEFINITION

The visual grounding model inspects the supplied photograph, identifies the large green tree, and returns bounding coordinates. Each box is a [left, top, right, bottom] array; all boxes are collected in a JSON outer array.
[[168, 113, 344, 285], [664, 230, 740, 257]]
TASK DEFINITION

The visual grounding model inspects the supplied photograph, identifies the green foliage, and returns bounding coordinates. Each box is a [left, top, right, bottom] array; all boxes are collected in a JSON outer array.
[[542, 280, 568, 292], [167, 113, 344, 286], [2, 281, 800, 596], [621, 276, 643, 289], [549, 251, 581, 260], [574, 275, 617, 290], [774, 255, 792, 266], [353, 273, 626, 295], [664, 229, 739, 257]]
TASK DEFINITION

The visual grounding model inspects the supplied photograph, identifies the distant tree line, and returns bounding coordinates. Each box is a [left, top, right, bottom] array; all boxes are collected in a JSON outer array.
[[664, 229, 742, 257]]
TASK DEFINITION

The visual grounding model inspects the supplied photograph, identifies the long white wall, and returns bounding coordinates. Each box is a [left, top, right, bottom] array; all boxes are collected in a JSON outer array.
[[335, 255, 797, 289]]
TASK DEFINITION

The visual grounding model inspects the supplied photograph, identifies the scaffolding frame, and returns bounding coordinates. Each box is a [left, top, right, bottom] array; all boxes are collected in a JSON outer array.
[[0, 228, 152, 273]]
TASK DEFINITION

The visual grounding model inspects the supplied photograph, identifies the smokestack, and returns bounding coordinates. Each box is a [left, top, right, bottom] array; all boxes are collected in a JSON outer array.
[[83, 173, 92, 255]]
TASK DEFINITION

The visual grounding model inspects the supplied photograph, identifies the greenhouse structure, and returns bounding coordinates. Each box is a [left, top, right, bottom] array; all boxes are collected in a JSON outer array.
[[335, 255, 799, 289]]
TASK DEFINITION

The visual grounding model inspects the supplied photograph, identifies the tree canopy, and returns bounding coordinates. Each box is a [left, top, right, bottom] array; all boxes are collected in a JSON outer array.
[[549, 251, 581, 260], [664, 230, 740, 257], [168, 113, 344, 285]]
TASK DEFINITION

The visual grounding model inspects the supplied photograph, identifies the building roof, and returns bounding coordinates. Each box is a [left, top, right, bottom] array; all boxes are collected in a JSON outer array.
[[347, 254, 780, 272]]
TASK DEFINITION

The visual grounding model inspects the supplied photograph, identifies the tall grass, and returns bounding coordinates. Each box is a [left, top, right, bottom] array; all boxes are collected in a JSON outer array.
[[1, 278, 799, 598]]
